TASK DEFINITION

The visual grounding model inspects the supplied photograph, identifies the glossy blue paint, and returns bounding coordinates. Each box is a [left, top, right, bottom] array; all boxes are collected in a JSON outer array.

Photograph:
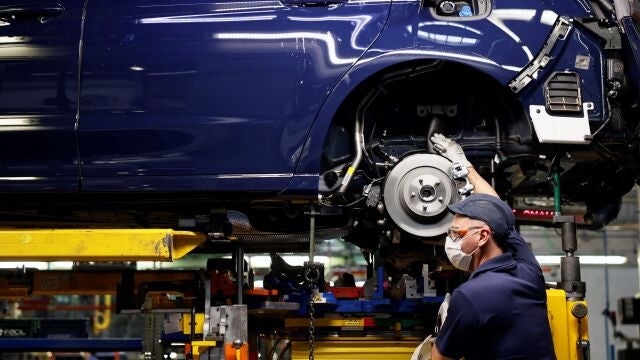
[[295, 0, 593, 174], [518, 21, 607, 122], [82, 173, 293, 192], [0, 1, 82, 191], [78, 0, 391, 191], [279, 173, 320, 196], [1, 0, 618, 196]]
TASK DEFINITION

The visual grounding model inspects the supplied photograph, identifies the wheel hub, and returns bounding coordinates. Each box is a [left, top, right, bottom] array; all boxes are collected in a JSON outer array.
[[383, 153, 459, 237]]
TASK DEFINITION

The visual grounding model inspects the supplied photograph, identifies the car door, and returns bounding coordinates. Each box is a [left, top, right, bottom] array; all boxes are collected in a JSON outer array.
[[78, 0, 391, 192], [0, 1, 82, 191]]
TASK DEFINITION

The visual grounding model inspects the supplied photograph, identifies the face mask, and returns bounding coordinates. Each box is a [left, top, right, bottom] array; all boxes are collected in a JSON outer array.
[[445, 230, 481, 271]]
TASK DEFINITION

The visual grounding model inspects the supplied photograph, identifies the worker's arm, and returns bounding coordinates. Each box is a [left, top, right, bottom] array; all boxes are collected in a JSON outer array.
[[430, 133, 498, 197], [431, 133, 538, 266], [464, 157, 538, 266], [466, 166, 498, 197]]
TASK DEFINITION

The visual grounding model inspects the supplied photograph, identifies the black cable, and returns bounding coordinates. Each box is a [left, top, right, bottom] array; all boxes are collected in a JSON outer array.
[[276, 342, 292, 360], [368, 121, 381, 178], [319, 196, 365, 208], [592, 141, 621, 162], [267, 337, 284, 360], [590, 100, 612, 138]]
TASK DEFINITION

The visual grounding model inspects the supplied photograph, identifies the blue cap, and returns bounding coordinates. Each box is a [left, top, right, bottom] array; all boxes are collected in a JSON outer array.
[[447, 194, 514, 238], [459, 5, 473, 17]]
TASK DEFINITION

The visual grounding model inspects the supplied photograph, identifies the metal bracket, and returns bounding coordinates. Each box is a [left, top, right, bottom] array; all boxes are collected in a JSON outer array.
[[203, 279, 211, 340], [219, 307, 227, 336], [529, 103, 593, 144], [509, 17, 572, 93]]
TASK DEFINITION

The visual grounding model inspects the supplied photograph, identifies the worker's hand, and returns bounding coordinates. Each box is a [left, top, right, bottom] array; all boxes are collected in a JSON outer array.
[[411, 335, 435, 360], [430, 133, 472, 169], [436, 293, 451, 332]]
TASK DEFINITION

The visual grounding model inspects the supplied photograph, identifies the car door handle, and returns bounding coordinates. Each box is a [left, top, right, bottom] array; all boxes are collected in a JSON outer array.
[[0, 3, 65, 22]]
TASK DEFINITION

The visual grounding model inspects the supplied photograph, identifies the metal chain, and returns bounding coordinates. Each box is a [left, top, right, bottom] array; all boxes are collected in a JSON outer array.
[[308, 291, 315, 360], [307, 206, 316, 360]]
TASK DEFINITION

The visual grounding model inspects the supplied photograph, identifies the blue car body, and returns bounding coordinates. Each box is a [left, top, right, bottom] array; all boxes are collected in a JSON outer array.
[[0, 0, 639, 231]]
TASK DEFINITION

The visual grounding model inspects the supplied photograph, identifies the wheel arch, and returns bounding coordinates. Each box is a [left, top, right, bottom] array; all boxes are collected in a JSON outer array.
[[291, 52, 530, 178]]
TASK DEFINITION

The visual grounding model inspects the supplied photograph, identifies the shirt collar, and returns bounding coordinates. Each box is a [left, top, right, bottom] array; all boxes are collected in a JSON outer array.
[[469, 253, 517, 279]]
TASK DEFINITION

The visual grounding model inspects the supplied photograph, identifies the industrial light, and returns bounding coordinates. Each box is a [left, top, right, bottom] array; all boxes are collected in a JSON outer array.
[[137, 261, 159, 270], [0, 262, 48, 269], [0, 261, 74, 270], [49, 261, 74, 269], [0, 177, 42, 181], [0, 36, 30, 43], [535, 255, 628, 265]]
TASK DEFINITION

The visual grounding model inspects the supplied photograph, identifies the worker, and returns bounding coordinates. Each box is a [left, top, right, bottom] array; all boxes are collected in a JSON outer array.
[[428, 133, 556, 360]]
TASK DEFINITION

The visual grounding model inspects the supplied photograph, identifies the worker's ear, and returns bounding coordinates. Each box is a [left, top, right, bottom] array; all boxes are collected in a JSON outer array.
[[476, 228, 491, 247]]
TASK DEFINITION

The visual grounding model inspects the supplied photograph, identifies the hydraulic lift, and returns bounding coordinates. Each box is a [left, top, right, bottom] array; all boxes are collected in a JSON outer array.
[[546, 169, 590, 360]]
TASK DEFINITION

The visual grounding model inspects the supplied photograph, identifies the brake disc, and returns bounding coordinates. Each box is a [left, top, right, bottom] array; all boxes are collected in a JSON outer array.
[[383, 153, 459, 237]]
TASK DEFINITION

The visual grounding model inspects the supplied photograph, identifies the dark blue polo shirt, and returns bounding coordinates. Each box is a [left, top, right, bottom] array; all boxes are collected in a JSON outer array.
[[435, 229, 556, 359]]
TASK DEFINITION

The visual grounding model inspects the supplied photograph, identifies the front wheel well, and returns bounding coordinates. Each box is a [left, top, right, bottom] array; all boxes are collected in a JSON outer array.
[[321, 59, 531, 179]]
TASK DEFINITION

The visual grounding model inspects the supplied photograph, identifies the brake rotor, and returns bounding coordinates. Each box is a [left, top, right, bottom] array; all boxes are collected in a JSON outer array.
[[383, 153, 459, 237]]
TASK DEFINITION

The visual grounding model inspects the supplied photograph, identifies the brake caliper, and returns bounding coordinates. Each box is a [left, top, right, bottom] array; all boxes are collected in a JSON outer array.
[[451, 162, 474, 198]]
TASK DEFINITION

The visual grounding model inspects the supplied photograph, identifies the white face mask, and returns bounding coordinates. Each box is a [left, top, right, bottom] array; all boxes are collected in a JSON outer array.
[[445, 230, 481, 272]]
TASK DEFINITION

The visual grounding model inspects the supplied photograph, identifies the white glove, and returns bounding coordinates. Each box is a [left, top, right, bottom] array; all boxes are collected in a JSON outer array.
[[436, 293, 451, 332], [430, 133, 472, 169], [411, 335, 435, 360]]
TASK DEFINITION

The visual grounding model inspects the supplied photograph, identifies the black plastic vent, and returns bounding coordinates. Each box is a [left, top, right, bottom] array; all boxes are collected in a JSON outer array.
[[544, 72, 582, 114]]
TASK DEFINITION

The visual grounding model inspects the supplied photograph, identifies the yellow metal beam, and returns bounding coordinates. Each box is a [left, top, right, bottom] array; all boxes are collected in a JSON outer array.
[[0, 229, 206, 261], [191, 341, 217, 360], [547, 289, 570, 359]]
